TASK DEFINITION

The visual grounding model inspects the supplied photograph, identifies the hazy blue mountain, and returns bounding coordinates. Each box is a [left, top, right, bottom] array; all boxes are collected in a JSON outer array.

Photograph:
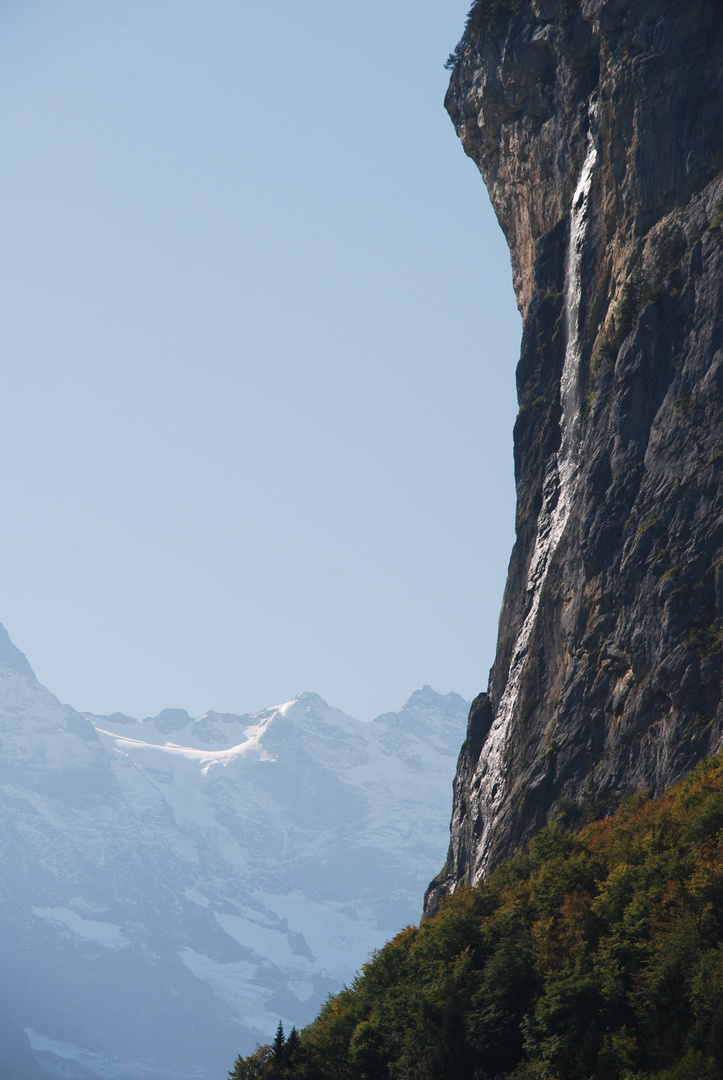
[[0, 624, 467, 1079]]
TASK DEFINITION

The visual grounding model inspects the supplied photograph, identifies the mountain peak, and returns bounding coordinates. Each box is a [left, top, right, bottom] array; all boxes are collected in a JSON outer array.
[[287, 691, 330, 710], [0, 624, 37, 682], [146, 707, 194, 736], [401, 685, 452, 709]]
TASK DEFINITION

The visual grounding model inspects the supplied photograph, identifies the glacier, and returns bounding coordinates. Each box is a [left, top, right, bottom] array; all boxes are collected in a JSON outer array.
[[0, 625, 467, 1079]]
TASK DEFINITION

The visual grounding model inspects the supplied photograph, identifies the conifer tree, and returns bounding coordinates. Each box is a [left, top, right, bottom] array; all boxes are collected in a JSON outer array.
[[284, 1027, 301, 1071], [271, 1022, 285, 1073]]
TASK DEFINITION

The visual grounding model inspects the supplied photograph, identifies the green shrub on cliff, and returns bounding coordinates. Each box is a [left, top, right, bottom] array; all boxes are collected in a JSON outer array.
[[228, 754, 723, 1079]]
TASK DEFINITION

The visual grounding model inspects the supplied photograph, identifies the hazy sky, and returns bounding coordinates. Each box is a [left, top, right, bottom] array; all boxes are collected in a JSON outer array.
[[0, 0, 521, 722]]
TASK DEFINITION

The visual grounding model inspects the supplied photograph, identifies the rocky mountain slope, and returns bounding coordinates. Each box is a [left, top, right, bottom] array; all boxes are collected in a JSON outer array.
[[0, 625, 467, 1079], [428, 0, 723, 910]]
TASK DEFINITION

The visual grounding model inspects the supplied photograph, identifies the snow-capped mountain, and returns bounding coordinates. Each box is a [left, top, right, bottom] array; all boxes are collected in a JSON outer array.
[[0, 625, 467, 1080]]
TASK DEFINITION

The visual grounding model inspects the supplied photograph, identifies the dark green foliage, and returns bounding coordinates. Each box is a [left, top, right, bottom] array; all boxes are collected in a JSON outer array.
[[273, 1022, 286, 1063], [227, 754, 723, 1079]]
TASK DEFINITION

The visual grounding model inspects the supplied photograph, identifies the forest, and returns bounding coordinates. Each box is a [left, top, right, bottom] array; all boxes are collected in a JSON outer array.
[[230, 752, 723, 1079]]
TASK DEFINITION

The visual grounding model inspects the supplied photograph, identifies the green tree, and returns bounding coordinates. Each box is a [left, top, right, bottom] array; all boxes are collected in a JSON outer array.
[[272, 1023, 286, 1074], [228, 1043, 272, 1080]]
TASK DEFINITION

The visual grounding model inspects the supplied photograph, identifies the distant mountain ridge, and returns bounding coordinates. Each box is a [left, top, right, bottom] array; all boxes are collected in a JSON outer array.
[[0, 624, 467, 1080]]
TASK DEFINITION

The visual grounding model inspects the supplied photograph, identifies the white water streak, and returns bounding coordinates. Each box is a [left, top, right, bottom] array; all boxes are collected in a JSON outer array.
[[470, 132, 598, 883]]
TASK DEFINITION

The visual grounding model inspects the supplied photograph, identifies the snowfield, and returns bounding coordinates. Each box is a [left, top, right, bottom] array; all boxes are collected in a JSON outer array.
[[0, 625, 467, 1080]]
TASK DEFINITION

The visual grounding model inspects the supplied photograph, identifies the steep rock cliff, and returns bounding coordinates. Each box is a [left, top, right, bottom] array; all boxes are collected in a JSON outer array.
[[427, 0, 723, 911]]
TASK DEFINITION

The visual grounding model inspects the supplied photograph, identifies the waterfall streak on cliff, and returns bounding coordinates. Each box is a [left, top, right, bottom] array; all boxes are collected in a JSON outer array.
[[468, 134, 598, 883]]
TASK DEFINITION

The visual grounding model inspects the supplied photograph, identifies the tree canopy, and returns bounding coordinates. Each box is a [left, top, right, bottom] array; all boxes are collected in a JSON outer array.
[[229, 752, 723, 1079]]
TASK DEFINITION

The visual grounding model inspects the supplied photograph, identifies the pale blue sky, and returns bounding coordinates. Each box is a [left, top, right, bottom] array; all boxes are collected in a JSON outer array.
[[0, 0, 521, 721]]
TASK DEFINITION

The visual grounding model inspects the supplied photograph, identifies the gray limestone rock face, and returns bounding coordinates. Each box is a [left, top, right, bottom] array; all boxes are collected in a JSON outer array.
[[426, 0, 723, 914]]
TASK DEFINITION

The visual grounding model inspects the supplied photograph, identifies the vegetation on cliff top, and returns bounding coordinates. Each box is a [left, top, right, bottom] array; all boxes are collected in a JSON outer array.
[[229, 752, 723, 1079]]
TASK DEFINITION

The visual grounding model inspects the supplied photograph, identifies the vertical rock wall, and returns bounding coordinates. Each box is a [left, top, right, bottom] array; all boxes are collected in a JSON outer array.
[[427, 0, 723, 910]]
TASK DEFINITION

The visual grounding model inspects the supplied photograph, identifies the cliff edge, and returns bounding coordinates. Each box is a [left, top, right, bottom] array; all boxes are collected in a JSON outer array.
[[427, 0, 723, 912]]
